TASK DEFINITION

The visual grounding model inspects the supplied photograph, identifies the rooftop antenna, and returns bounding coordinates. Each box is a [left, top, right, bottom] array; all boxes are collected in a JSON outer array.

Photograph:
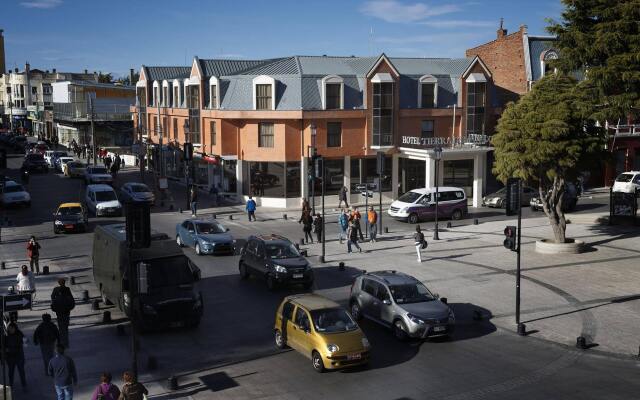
[[500, 17, 504, 30]]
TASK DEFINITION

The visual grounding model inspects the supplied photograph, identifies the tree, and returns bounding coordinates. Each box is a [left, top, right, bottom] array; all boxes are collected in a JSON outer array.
[[492, 75, 606, 243], [547, 0, 640, 121], [97, 72, 113, 83], [116, 71, 140, 86]]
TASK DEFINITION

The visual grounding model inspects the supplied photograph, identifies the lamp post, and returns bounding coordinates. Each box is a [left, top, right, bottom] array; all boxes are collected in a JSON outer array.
[[433, 146, 442, 240], [184, 119, 191, 211], [310, 122, 317, 215], [8, 93, 13, 133], [448, 104, 456, 148]]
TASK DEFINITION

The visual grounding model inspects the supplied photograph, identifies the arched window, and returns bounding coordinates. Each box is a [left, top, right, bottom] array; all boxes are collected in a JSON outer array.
[[162, 80, 171, 107], [418, 75, 438, 108], [152, 81, 160, 107], [541, 49, 559, 78], [209, 76, 220, 109], [252, 75, 276, 110], [172, 79, 182, 107], [321, 75, 344, 110]]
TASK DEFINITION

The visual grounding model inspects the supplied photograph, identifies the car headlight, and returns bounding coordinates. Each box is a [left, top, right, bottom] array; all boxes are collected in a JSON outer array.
[[327, 344, 339, 353], [361, 338, 370, 348], [448, 309, 455, 321], [123, 293, 130, 307], [400, 207, 408, 213], [274, 265, 287, 274], [200, 240, 212, 248], [55, 220, 63, 225], [407, 313, 424, 324], [142, 304, 157, 315]]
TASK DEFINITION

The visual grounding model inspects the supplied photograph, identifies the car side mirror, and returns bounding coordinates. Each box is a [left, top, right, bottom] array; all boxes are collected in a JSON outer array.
[[382, 299, 391, 305]]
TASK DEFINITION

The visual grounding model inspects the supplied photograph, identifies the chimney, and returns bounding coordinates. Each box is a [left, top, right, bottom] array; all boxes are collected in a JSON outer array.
[[129, 68, 135, 85], [519, 24, 528, 34], [0, 29, 5, 75], [496, 18, 507, 39]]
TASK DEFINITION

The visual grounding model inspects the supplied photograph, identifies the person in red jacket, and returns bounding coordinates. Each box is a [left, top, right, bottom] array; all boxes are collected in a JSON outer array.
[[27, 236, 41, 275]]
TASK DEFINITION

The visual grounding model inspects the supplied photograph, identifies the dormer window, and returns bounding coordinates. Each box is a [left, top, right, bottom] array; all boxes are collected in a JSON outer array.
[[541, 49, 559, 78], [253, 75, 276, 111], [162, 81, 170, 107], [152, 81, 160, 106], [418, 75, 438, 108], [209, 76, 220, 109], [183, 79, 189, 108], [173, 79, 181, 107], [321, 75, 344, 110]]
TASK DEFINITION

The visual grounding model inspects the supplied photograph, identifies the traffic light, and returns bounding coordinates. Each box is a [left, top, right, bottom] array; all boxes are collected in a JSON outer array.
[[503, 225, 517, 251], [183, 142, 193, 161]]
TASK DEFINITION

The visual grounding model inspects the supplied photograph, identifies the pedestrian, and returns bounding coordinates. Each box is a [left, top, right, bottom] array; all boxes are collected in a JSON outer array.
[[27, 235, 41, 274], [48, 344, 77, 400], [110, 160, 118, 177], [105, 156, 112, 170], [414, 225, 426, 262], [119, 371, 148, 400], [4, 322, 27, 391], [33, 313, 60, 377], [313, 213, 323, 243], [91, 372, 120, 400], [301, 198, 310, 213], [367, 206, 378, 242], [351, 206, 364, 241], [298, 210, 313, 244], [338, 186, 349, 208], [246, 196, 257, 221], [338, 209, 349, 244], [190, 185, 198, 217], [347, 219, 362, 253], [51, 278, 75, 348], [16, 264, 36, 301]]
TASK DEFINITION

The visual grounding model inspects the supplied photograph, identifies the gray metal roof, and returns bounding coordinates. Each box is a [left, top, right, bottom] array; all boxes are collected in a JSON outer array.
[[528, 38, 557, 81], [145, 66, 191, 81], [389, 58, 473, 76], [199, 59, 278, 78]]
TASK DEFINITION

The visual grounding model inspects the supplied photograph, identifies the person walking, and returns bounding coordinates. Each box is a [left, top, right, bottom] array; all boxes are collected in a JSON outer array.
[[338, 186, 349, 208], [414, 225, 426, 262], [190, 185, 198, 217], [347, 219, 362, 253], [313, 213, 323, 243], [48, 344, 77, 400], [119, 371, 148, 400], [16, 264, 35, 293], [367, 206, 378, 243], [351, 207, 364, 241], [301, 198, 310, 213], [27, 235, 41, 274], [246, 196, 257, 221], [298, 210, 313, 244], [91, 372, 120, 400], [51, 278, 75, 348], [5, 323, 27, 391], [338, 209, 349, 244], [33, 313, 60, 376]]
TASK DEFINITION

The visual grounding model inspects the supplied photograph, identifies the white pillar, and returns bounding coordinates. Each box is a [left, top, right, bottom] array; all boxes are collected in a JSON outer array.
[[301, 156, 309, 199], [425, 156, 436, 188], [472, 153, 484, 208], [236, 160, 243, 201], [392, 153, 399, 199], [344, 155, 351, 189]]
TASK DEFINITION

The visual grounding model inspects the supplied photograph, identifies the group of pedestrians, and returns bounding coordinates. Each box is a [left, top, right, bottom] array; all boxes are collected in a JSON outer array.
[[102, 152, 123, 177], [337, 206, 378, 253], [298, 205, 323, 244]]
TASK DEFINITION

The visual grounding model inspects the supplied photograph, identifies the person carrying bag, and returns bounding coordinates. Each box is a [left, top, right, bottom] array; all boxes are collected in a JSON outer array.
[[414, 225, 426, 262]]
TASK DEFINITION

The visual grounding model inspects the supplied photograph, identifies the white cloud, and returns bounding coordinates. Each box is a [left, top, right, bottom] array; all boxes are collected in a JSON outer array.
[[360, 0, 459, 23], [376, 32, 478, 44], [20, 0, 62, 9]]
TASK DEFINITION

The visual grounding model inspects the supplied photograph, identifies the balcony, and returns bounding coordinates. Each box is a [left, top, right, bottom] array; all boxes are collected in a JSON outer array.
[[53, 102, 133, 122], [611, 124, 640, 137]]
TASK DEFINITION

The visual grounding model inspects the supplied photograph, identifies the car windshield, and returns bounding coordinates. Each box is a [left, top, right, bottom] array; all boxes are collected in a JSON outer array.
[[57, 206, 82, 216], [195, 222, 225, 234], [95, 191, 117, 202], [90, 167, 108, 174], [311, 308, 358, 333], [3, 185, 25, 193], [130, 184, 150, 193], [398, 191, 423, 204], [266, 243, 300, 259], [389, 282, 436, 304], [145, 256, 195, 288], [70, 162, 85, 168], [53, 152, 68, 158], [616, 174, 633, 183]]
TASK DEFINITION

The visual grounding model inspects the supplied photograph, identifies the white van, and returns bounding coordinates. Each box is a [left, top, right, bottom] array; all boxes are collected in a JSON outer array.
[[612, 171, 640, 193], [388, 187, 468, 224], [85, 184, 122, 217]]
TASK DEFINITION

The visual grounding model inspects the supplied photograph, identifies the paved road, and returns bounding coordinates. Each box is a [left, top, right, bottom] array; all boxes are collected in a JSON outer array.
[[0, 146, 637, 400]]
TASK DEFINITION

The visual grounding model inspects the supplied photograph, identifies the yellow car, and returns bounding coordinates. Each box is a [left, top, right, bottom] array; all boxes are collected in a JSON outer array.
[[53, 203, 88, 233], [274, 294, 370, 372]]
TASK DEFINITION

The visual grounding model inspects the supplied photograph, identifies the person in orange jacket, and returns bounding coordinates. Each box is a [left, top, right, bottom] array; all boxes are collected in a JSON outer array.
[[367, 206, 378, 242]]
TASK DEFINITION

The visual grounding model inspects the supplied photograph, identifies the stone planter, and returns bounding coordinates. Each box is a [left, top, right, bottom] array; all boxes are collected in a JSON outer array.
[[535, 238, 585, 254]]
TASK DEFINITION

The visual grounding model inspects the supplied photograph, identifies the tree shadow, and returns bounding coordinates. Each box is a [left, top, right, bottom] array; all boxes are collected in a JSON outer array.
[[584, 223, 640, 249]]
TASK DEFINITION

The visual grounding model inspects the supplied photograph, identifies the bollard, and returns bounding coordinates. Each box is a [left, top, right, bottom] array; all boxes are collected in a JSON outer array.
[[81, 290, 89, 303], [1, 261, 4, 270], [102, 311, 112, 324], [440, 297, 447, 305], [339, 262, 345, 271], [283, 213, 287, 220], [576, 336, 587, 349], [446, 221, 452, 228], [91, 299, 100, 311], [229, 215, 233, 220], [299, 238, 305, 246], [69, 276, 76, 285], [116, 324, 125, 336], [473, 218, 479, 225], [319, 255, 325, 263], [42, 265, 49, 275], [384, 227, 389, 234], [167, 376, 178, 391], [517, 323, 527, 336], [169, 204, 174, 211], [147, 356, 158, 371]]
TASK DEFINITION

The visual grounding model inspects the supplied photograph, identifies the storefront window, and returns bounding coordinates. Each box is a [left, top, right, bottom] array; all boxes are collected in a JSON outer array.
[[399, 158, 425, 194], [286, 162, 301, 198], [309, 158, 344, 196], [350, 158, 361, 193], [222, 159, 237, 193], [244, 161, 285, 198], [351, 156, 391, 193], [443, 159, 474, 197]]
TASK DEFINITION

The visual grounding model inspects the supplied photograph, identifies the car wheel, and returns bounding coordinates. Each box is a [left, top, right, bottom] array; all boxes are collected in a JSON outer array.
[[408, 213, 419, 224], [195, 243, 202, 256], [275, 329, 287, 349], [350, 302, 362, 321], [266, 274, 277, 291], [498, 199, 505, 209], [239, 262, 250, 280], [312, 351, 325, 373], [451, 209, 463, 221], [394, 320, 409, 341], [176, 235, 184, 247]]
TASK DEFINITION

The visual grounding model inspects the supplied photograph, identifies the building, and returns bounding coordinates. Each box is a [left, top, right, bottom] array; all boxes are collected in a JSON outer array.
[[132, 54, 499, 208], [52, 80, 135, 148]]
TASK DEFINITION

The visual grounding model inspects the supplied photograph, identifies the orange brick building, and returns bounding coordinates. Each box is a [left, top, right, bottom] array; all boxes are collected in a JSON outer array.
[[132, 54, 498, 208]]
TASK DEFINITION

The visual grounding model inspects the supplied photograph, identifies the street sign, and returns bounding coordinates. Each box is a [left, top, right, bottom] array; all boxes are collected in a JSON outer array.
[[2, 293, 33, 312]]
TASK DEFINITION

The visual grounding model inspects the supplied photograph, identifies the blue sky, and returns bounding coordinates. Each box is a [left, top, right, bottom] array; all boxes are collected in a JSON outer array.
[[2, 0, 563, 78]]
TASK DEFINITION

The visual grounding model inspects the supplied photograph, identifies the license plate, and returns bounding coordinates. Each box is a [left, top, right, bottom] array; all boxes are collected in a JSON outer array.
[[347, 353, 361, 360], [64, 225, 74, 229], [292, 273, 303, 279], [433, 326, 446, 332]]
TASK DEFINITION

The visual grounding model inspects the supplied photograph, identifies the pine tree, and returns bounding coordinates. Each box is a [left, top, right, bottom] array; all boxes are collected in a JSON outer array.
[[492, 75, 606, 243]]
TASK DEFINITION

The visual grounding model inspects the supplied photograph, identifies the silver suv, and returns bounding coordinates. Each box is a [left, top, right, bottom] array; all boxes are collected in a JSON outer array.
[[349, 271, 454, 340]]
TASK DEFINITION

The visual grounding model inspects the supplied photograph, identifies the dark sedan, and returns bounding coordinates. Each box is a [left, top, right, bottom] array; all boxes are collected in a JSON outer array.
[[53, 203, 89, 233], [22, 153, 49, 173]]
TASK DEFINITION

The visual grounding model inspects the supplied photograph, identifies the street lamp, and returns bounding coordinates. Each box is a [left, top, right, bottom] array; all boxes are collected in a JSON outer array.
[[310, 122, 317, 215], [433, 146, 442, 240], [184, 119, 191, 210]]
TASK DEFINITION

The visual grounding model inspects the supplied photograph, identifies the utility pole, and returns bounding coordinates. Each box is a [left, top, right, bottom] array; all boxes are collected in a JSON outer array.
[[137, 104, 145, 183], [8, 92, 13, 133], [515, 180, 523, 332], [88, 94, 96, 165], [157, 103, 163, 177]]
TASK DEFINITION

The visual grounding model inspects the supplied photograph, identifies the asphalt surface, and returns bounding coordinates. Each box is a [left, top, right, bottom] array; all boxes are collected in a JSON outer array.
[[0, 145, 637, 400]]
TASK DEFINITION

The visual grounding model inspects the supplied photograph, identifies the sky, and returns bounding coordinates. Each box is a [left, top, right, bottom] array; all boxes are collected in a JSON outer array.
[[1, 0, 563, 78]]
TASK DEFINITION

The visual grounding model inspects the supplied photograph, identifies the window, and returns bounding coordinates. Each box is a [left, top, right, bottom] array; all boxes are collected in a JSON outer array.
[[375, 283, 390, 301], [190, 117, 200, 144], [153, 86, 159, 106], [282, 302, 295, 320], [420, 83, 435, 108], [163, 86, 169, 107], [162, 117, 168, 138], [294, 307, 310, 329], [210, 84, 217, 109], [258, 122, 274, 148], [421, 120, 434, 138], [136, 87, 146, 107], [286, 162, 301, 198], [325, 83, 341, 109], [362, 279, 377, 296], [256, 84, 272, 110], [173, 119, 178, 140], [372, 82, 393, 146], [6, 86, 10, 94], [309, 158, 344, 194], [327, 122, 341, 147], [466, 82, 486, 134], [31, 86, 37, 95], [153, 119, 158, 136], [173, 86, 179, 107], [187, 85, 200, 109], [210, 121, 217, 146], [243, 161, 285, 198]]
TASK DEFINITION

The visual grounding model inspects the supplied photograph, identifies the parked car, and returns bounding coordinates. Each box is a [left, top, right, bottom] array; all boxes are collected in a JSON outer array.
[[120, 182, 155, 204], [0, 181, 31, 208], [530, 183, 578, 212], [483, 186, 537, 208], [85, 166, 113, 185], [388, 187, 468, 223], [53, 202, 89, 233], [274, 294, 370, 372], [612, 171, 640, 194], [45, 150, 69, 167], [66, 161, 86, 178], [176, 219, 235, 256], [22, 153, 48, 173], [239, 234, 314, 290], [349, 270, 454, 341], [85, 184, 122, 217], [56, 156, 75, 173]]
